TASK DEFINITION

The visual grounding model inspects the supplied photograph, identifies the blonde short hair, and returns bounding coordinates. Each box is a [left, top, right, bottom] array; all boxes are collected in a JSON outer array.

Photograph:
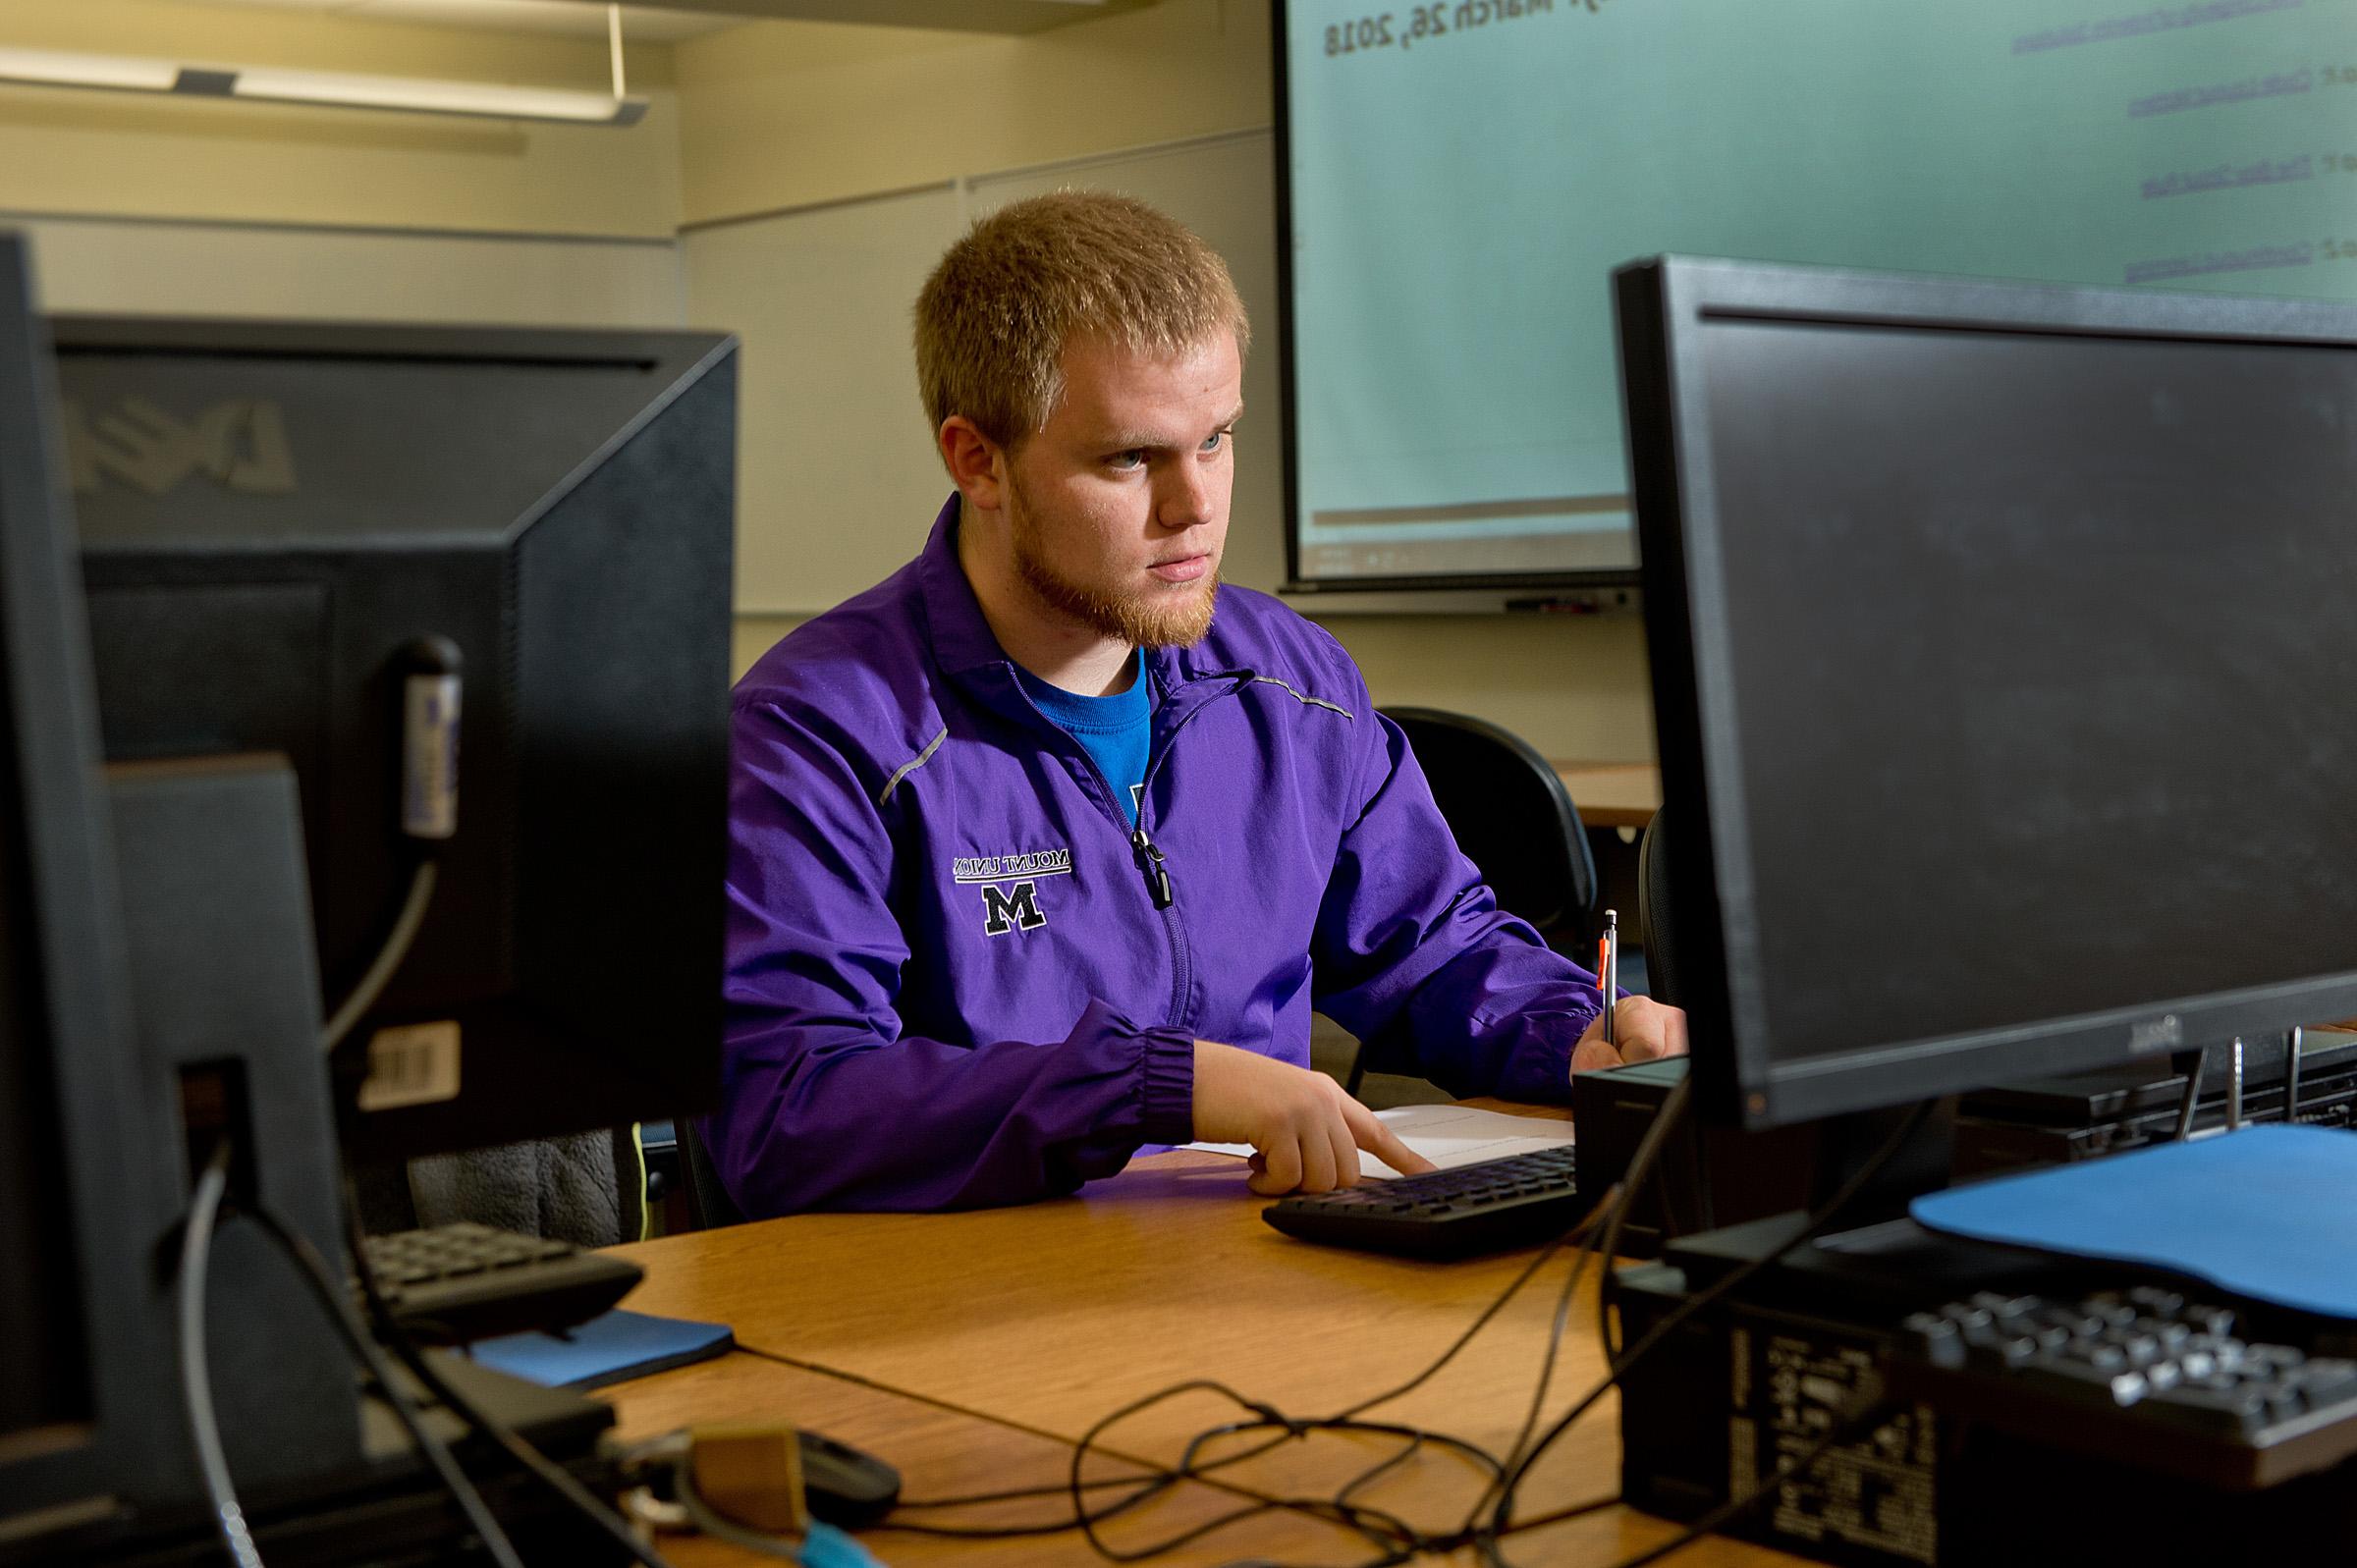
[[914, 189, 1248, 454]]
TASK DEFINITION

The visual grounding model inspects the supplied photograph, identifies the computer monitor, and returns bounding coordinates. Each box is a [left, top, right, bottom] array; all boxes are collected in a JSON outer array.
[[57, 316, 739, 1162], [4, 239, 679, 1561], [0, 232, 188, 1555], [1616, 256, 2357, 1130]]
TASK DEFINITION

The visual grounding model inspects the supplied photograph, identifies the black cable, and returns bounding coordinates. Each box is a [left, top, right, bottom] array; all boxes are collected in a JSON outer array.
[[743, 1346, 1482, 1558], [1454, 1191, 1611, 1539], [1334, 1188, 1613, 1422], [1481, 1097, 1941, 1557], [319, 859, 436, 1053], [1062, 1379, 1465, 1565], [1451, 1081, 1692, 1557], [176, 1142, 265, 1568], [825, 1083, 1700, 1567], [861, 1142, 1625, 1565], [336, 1182, 683, 1568], [893, 1468, 1178, 1511], [1596, 1073, 1695, 1360], [857, 1207, 1574, 1528], [1443, 1076, 1700, 1551], [242, 1202, 527, 1568]]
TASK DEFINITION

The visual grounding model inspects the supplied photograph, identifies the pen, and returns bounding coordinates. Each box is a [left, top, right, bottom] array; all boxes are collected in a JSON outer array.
[[1600, 908, 1618, 1051]]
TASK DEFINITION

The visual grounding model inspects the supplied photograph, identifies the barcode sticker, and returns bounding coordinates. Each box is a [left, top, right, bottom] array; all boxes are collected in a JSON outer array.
[[358, 1021, 462, 1111]]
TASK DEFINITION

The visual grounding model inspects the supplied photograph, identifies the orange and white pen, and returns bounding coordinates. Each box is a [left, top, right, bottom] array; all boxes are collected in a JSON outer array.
[[1599, 908, 1618, 1049]]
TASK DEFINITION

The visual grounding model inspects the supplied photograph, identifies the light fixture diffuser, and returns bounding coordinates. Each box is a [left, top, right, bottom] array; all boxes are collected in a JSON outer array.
[[0, 47, 182, 93], [0, 45, 646, 127]]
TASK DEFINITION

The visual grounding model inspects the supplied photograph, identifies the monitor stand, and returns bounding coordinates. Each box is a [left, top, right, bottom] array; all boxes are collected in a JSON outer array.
[[45, 756, 630, 1566]]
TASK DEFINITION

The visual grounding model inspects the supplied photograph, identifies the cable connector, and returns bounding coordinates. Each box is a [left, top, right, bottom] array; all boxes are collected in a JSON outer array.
[[690, 1423, 807, 1536]]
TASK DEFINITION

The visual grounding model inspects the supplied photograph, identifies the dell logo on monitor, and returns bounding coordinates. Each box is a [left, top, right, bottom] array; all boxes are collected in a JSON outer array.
[[2128, 1014, 2183, 1054], [60, 397, 297, 497]]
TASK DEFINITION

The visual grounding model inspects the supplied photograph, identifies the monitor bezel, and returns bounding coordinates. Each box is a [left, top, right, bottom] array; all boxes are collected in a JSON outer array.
[[1617, 253, 2357, 1129], [0, 235, 164, 1532]]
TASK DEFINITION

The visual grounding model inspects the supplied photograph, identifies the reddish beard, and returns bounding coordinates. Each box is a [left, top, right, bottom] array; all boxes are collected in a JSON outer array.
[[1007, 472, 1220, 648]]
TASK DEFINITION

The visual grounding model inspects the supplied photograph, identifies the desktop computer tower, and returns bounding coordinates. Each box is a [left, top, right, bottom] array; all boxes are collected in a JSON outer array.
[[1615, 1220, 2357, 1568]]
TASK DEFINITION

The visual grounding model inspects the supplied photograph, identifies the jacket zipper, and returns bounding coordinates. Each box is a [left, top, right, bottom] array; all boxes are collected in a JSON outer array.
[[1061, 741, 1194, 1026], [1016, 670, 1238, 1030], [1129, 826, 1174, 908]]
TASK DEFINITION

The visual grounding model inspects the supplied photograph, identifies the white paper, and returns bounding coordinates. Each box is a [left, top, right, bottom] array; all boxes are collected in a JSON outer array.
[[1181, 1102, 1573, 1180]]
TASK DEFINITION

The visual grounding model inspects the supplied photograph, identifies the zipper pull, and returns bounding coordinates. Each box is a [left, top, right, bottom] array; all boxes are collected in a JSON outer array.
[[1129, 826, 1175, 909]]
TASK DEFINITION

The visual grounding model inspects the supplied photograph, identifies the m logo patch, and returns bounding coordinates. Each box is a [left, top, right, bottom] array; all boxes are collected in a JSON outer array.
[[980, 881, 1047, 936], [954, 844, 1070, 937]]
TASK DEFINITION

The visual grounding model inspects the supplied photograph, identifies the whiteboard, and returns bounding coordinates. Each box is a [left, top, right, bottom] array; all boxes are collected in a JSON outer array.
[[684, 131, 1282, 615], [14, 212, 684, 329]]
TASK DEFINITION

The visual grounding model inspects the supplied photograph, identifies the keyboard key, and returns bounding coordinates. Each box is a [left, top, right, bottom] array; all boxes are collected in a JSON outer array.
[[1887, 1286, 2357, 1487], [356, 1223, 642, 1345], [1263, 1146, 1582, 1260]]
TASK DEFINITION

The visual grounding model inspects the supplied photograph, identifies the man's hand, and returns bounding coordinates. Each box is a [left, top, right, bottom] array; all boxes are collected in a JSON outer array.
[[1570, 997, 1689, 1076], [1191, 1041, 1437, 1196]]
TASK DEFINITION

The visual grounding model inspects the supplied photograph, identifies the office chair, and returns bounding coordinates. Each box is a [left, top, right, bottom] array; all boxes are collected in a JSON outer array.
[[679, 1113, 747, 1229], [1343, 707, 1600, 1098], [1636, 802, 1685, 1009]]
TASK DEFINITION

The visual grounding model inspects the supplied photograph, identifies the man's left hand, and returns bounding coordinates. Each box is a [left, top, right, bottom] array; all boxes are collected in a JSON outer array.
[[1571, 997, 1688, 1075]]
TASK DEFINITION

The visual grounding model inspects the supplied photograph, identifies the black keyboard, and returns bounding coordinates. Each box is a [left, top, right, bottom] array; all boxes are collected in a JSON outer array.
[[358, 1222, 644, 1345], [1888, 1285, 2357, 1488], [1262, 1145, 1582, 1259]]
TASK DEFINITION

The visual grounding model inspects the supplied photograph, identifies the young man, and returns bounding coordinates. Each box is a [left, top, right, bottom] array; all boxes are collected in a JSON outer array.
[[711, 191, 1685, 1217]]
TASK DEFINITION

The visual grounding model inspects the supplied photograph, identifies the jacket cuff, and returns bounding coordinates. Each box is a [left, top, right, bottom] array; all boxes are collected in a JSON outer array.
[[1136, 1027, 1197, 1144]]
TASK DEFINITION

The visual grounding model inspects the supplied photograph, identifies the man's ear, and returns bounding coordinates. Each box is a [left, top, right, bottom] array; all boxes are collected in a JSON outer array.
[[938, 416, 1008, 512]]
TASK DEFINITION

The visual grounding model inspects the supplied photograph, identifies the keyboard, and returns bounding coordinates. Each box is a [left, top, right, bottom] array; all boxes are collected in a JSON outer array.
[[1888, 1284, 2357, 1488], [1262, 1145, 1582, 1259], [359, 1222, 644, 1345]]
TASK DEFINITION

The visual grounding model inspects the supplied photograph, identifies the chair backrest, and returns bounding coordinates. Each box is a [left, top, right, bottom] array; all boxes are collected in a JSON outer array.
[[680, 1113, 747, 1229], [1637, 803, 1683, 1009], [1383, 707, 1598, 944]]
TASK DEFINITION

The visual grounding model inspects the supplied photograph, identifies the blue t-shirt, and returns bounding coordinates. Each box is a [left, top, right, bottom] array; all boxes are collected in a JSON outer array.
[[1015, 651, 1154, 826]]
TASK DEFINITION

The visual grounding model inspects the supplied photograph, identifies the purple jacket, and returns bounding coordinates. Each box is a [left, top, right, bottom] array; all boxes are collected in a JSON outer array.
[[710, 499, 1606, 1216]]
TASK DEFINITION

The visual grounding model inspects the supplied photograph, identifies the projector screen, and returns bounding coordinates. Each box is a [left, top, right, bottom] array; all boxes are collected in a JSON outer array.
[[1279, 0, 2357, 590]]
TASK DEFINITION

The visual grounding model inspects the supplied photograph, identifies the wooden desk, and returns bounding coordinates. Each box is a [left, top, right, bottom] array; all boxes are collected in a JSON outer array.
[[601, 1113, 1804, 1566], [606, 1352, 1380, 1566], [1552, 762, 1660, 832]]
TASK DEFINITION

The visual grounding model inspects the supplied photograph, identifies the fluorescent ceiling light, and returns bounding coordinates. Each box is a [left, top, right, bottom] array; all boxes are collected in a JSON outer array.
[[0, 47, 182, 92], [232, 66, 645, 123], [0, 44, 646, 127]]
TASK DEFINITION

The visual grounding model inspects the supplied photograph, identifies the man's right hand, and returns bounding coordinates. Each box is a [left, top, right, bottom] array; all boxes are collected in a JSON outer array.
[[1190, 1040, 1436, 1196]]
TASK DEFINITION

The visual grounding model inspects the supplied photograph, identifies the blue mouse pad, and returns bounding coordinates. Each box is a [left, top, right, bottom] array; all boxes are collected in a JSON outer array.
[[1911, 1124, 2357, 1320], [469, 1308, 735, 1389]]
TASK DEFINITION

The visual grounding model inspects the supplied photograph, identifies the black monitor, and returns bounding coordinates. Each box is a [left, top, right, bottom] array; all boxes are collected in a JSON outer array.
[[57, 316, 738, 1162], [0, 234, 180, 1553], [1617, 256, 2357, 1130], [6, 242, 700, 1561]]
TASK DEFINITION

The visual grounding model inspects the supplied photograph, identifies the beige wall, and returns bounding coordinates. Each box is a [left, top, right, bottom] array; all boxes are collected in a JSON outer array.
[[685, 0, 1654, 763], [675, 0, 1272, 226], [0, 0, 1654, 764], [0, 0, 681, 238]]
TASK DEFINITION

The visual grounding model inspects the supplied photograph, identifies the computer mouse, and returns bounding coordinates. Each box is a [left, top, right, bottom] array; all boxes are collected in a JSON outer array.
[[797, 1428, 902, 1530]]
